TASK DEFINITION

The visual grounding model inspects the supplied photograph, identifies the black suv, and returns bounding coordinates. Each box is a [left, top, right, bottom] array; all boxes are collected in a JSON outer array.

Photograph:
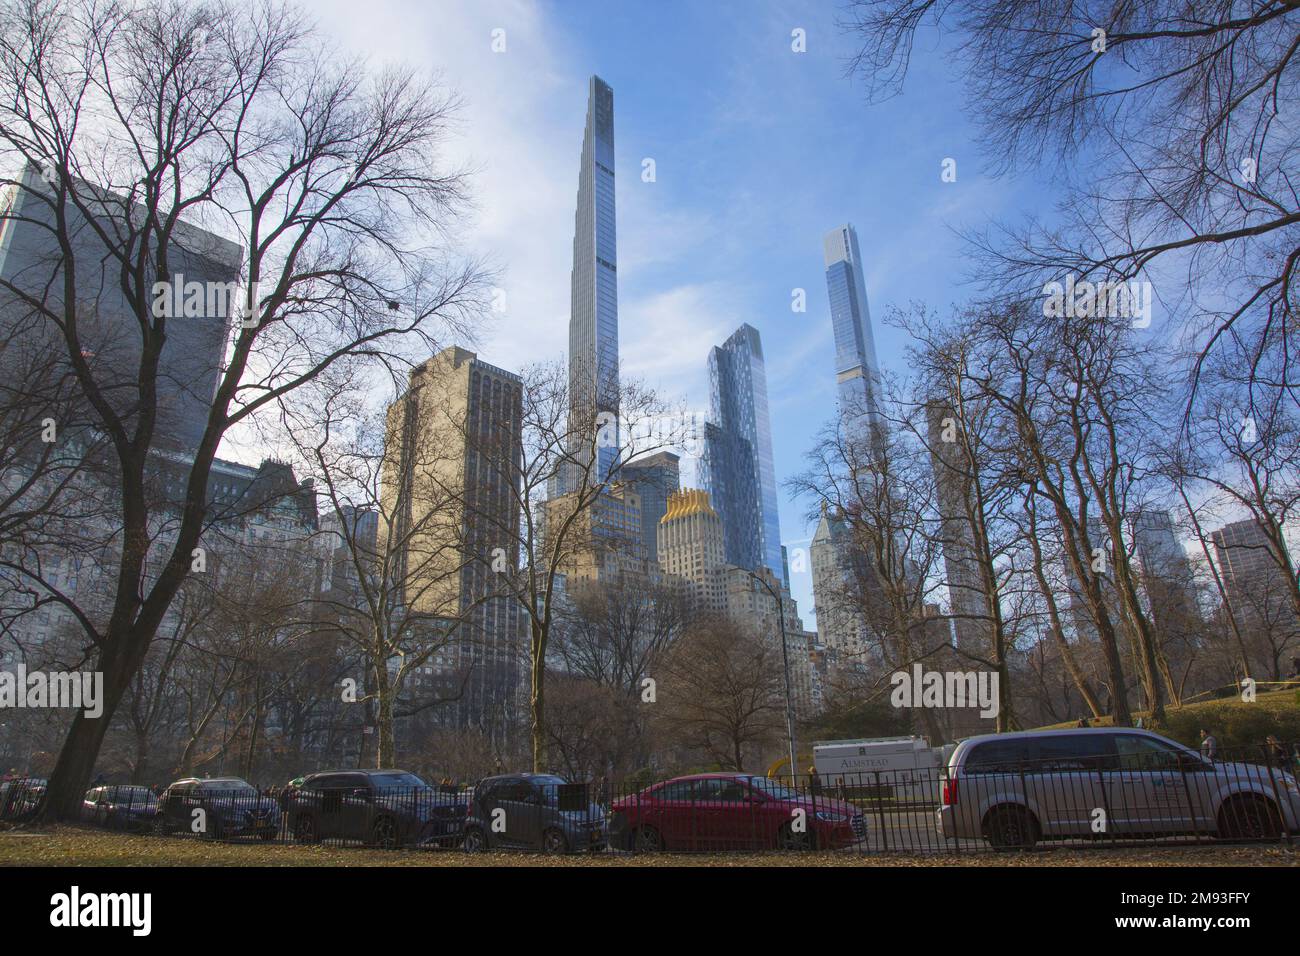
[[462, 773, 606, 854], [284, 769, 466, 848], [156, 777, 280, 839]]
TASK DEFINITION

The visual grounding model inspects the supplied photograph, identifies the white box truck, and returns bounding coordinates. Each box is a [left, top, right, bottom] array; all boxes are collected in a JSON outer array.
[[812, 736, 952, 804]]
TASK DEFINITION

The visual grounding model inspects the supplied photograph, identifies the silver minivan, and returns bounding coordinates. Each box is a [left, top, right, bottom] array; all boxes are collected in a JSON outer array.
[[936, 728, 1300, 848]]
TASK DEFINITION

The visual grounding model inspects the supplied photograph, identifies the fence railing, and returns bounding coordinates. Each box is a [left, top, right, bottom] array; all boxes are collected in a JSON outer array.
[[3, 741, 1298, 856]]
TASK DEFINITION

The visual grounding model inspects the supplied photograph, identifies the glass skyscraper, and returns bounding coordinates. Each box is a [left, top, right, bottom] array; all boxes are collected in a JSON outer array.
[[823, 224, 884, 444], [701, 323, 785, 586], [563, 75, 620, 489]]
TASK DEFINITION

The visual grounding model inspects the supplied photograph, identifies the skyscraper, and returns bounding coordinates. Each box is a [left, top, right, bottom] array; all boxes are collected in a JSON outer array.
[[0, 162, 241, 451], [925, 400, 989, 652], [657, 489, 728, 613], [561, 75, 620, 491], [622, 451, 680, 564], [701, 323, 785, 585], [823, 224, 884, 444], [810, 502, 872, 657], [699, 420, 759, 570], [382, 346, 525, 744], [1211, 518, 1300, 643], [812, 225, 887, 652]]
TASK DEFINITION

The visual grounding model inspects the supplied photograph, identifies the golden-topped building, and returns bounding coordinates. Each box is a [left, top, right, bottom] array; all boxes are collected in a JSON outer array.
[[657, 488, 727, 613]]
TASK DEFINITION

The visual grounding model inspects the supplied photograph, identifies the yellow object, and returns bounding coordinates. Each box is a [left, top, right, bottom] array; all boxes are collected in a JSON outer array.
[[660, 488, 717, 523]]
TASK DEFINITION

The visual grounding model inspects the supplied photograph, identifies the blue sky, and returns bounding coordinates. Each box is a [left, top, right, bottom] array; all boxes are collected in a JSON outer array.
[[310, 0, 1064, 624]]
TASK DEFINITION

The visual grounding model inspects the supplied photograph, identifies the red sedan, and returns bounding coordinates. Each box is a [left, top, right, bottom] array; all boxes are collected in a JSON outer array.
[[610, 773, 866, 851]]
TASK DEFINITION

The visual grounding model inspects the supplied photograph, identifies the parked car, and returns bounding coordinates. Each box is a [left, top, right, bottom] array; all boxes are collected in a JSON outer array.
[[155, 777, 280, 840], [285, 769, 466, 848], [81, 785, 159, 831], [936, 728, 1300, 848], [0, 777, 46, 821], [610, 773, 865, 851], [462, 773, 606, 854]]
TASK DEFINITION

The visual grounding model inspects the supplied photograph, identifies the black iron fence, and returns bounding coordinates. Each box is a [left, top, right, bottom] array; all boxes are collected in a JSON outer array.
[[4, 740, 1298, 856]]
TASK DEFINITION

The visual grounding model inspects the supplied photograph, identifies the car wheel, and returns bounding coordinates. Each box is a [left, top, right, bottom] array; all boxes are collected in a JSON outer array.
[[1218, 796, 1282, 841], [985, 805, 1038, 849], [634, 825, 664, 852], [462, 826, 487, 853], [542, 828, 568, 855], [777, 822, 816, 851], [371, 816, 400, 849], [293, 813, 319, 844]]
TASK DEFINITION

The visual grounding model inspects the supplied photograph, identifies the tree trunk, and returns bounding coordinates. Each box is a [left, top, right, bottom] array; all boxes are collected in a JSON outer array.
[[531, 620, 546, 772], [39, 637, 139, 820]]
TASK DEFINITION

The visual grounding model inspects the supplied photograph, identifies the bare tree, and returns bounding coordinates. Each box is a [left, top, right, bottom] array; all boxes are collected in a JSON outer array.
[[281, 383, 478, 769], [550, 574, 690, 697], [448, 357, 682, 771], [790, 393, 971, 739], [842, 1, 1300, 398], [0, 0, 485, 818], [655, 616, 785, 772], [960, 300, 1178, 723]]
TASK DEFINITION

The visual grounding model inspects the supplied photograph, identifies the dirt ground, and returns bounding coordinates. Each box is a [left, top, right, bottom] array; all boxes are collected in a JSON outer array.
[[1, 826, 1296, 866]]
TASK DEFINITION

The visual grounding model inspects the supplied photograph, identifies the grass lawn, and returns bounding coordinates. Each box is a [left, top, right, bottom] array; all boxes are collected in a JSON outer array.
[[1, 826, 1296, 866], [1035, 688, 1300, 747]]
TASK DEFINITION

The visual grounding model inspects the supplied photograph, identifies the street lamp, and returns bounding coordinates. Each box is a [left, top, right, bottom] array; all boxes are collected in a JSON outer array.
[[746, 568, 798, 787]]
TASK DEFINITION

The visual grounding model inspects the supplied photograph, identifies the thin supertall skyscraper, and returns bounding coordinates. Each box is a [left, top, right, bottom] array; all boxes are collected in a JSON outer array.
[[823, 224, 884, 445], [561, 75, 620, 491]]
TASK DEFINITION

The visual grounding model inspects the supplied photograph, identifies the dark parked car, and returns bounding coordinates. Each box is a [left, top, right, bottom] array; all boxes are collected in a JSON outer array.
[[610, 773, 865, 851], [284, 769, 466, 848], [0, 777, 46, 822], [156, 777, 280, 840], [462, 773, 606, 854], [81, 785, 159, 831]]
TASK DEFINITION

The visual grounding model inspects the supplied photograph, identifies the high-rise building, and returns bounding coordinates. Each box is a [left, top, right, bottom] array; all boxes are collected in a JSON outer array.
[[699, 420, 759, 570], [810, 502, 872, 658], [657, 489, 728, 613], [812, 225, 891, 658], [546, 481, 644, 584], [823, 224, 884, 444], [701, 323, 785, 585], [1134, 511, 1193, 586], [0, 163, 241, 452], [622, 451, 680, 564], [382, 346, 525, 743], [723, 564, 814, 716], [1211, 518, 1300, 640], [925, 400, 988, 653], [1134, 510, 1200, 638], [558, 75, 620, 493]]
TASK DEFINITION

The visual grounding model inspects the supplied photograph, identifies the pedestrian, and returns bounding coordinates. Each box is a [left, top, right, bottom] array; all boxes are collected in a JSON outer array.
[[1200, 728, 1218, 762], [1076, 717, 1089, 728], [807, 765, 821, 797], [1264, 735, 1287, 769]]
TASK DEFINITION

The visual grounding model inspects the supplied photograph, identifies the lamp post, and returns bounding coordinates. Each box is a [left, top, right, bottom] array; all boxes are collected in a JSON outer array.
[[746, 568, 798, 786]]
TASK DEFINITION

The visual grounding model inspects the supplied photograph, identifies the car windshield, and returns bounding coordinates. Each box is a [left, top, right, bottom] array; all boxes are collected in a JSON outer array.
[[369, 772, 429, 791], [745, 777, 801, 800], [201, 780, 255, 793]]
